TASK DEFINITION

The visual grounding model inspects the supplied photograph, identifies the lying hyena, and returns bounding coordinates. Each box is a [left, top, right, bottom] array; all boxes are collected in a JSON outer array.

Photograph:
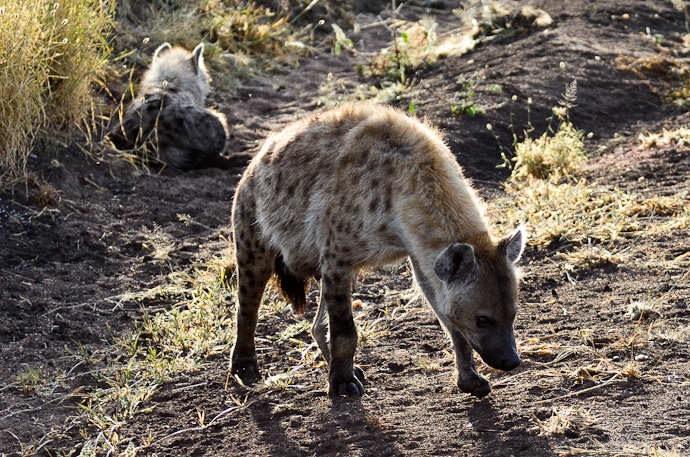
[[108, 42, 230, 170], [231, 103, 525, 398]]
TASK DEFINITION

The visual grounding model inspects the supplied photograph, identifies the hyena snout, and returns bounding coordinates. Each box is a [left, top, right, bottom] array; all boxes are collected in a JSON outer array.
[[477, 332, 521, 371]]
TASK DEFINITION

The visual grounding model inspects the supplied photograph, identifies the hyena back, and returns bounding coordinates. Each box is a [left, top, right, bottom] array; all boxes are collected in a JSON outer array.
[[231, 103, 525, 398], [108, 43, 230, 170]]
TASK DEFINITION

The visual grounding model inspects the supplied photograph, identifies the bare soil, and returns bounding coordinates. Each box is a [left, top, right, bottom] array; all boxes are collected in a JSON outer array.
[[1, 0, 689, 455]]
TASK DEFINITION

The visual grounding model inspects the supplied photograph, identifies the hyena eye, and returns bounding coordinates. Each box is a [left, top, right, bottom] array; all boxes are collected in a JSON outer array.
[[476, 316, 491, 328]]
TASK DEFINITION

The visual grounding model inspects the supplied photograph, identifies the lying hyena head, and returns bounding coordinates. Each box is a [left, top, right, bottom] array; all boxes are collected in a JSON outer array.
[[107, 42, 230, 170], [140, 42, 210, 105], [230, 103, 525, 398]]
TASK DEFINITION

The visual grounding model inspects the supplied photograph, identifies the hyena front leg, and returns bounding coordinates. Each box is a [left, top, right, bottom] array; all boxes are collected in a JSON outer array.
[[450, 328, 491, 398], [320, 266, 363, 397]]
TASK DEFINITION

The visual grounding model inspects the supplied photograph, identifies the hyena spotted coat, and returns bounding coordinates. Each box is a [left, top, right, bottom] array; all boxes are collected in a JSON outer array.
[[231, 103, 525, 398], [108, 43, 230, 170]]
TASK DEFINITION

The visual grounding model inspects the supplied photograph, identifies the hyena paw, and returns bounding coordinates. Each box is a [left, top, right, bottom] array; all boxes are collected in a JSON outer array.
[[329, 370, 365, 398], [230, 355, 260, 383], [456, 371, 491, 398]]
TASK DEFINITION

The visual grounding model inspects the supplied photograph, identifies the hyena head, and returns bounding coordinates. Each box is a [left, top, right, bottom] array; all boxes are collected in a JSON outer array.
[[140, 42, 210, 104], [434, 228, 525, 371]]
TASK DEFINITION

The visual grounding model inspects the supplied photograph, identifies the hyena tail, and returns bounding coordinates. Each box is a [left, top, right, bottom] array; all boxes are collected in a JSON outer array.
[[274, 255, 308, 314]]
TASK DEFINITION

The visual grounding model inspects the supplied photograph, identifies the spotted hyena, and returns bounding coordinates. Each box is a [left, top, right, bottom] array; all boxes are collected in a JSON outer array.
[[108, 42, 230, 170], [230, 103, 526, 398]]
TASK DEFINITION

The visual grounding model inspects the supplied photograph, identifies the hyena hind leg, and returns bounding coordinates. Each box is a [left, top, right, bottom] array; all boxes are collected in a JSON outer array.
[[311, 293, 330, 363], [230, 242, 274, 382], [311, 284, 366, 383], [319, 267, 363, 397]]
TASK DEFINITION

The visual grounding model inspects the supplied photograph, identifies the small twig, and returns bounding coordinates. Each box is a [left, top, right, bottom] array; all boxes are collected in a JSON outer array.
[[289, 0, 322, 25], [171, 382, 208, 394], [0, 393, 82, 421], [356, 18, 396, 31], [0, 268, 35, 282], [83, 175, 107, 192], [532, 373, 621, 405], [491, 369, 532, 388], [151, 397, 260, 446], [40, 301, 107, 317]]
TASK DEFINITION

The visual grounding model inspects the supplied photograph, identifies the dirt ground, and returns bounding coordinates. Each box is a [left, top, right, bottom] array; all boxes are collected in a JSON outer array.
[[1, 0, 689, 455]]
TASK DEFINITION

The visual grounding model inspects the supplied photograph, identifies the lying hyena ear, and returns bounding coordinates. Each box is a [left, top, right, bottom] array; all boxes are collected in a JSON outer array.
[[192, 43, 205, 74], [499, 227, 526, 264], [153, 42, 172, 60], [434, 243, 479, 285]]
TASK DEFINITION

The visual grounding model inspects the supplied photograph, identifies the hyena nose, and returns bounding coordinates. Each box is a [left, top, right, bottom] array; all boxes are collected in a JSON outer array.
[[481, 347, 521, 371], [501, 351, 521, 371]]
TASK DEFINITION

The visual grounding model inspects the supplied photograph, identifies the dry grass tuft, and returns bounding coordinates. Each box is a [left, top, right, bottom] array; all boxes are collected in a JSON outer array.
[[113, 0, 311, 88], [625, 195, 686, 217], [364, 17, 476, 82], [511, 120, 587, 181], [0, 0, 113, 188], [493, 175, 641, 246], [533, 406, 601, 436], [557, 244, 630, 271], [492, 123, 689, 249], [639, 126, 690, 149], [625, 297, 665, 321], [26, 175, 61, 208], [142, 223, 176, 265], [619, 360, 642, 378], [205, 1, 311, 62], [357, 318, 390, 348], [648, 321, 690, 343]]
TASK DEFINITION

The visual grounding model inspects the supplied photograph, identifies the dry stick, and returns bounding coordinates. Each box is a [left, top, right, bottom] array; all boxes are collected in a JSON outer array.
[[151, 397, 261, 446], [0, 392, 82, 421], [491, 370, 533, 388], [532, 372, 621, 405], [171, 382, 208, 394], [289, 0, 322, 25]]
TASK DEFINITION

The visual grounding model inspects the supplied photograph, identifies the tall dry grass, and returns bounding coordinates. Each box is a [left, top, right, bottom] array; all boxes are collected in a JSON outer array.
[[0, 0, 113, 188]]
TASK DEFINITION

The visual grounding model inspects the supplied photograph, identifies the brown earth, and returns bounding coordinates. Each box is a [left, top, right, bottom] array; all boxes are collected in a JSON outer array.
[[1, 0, 689, 455]]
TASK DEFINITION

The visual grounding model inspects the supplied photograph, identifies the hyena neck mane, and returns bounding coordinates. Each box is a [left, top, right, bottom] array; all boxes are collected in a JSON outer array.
[[396, 129, 492, 255], [391, 117, 507, 292]]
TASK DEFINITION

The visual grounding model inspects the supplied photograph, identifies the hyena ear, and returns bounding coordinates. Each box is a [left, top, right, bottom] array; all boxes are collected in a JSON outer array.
[[153, 42, 172, 60], [192, 43, 205, 74], [499, 226, 526, 264], [434, 243, 479, 285]]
